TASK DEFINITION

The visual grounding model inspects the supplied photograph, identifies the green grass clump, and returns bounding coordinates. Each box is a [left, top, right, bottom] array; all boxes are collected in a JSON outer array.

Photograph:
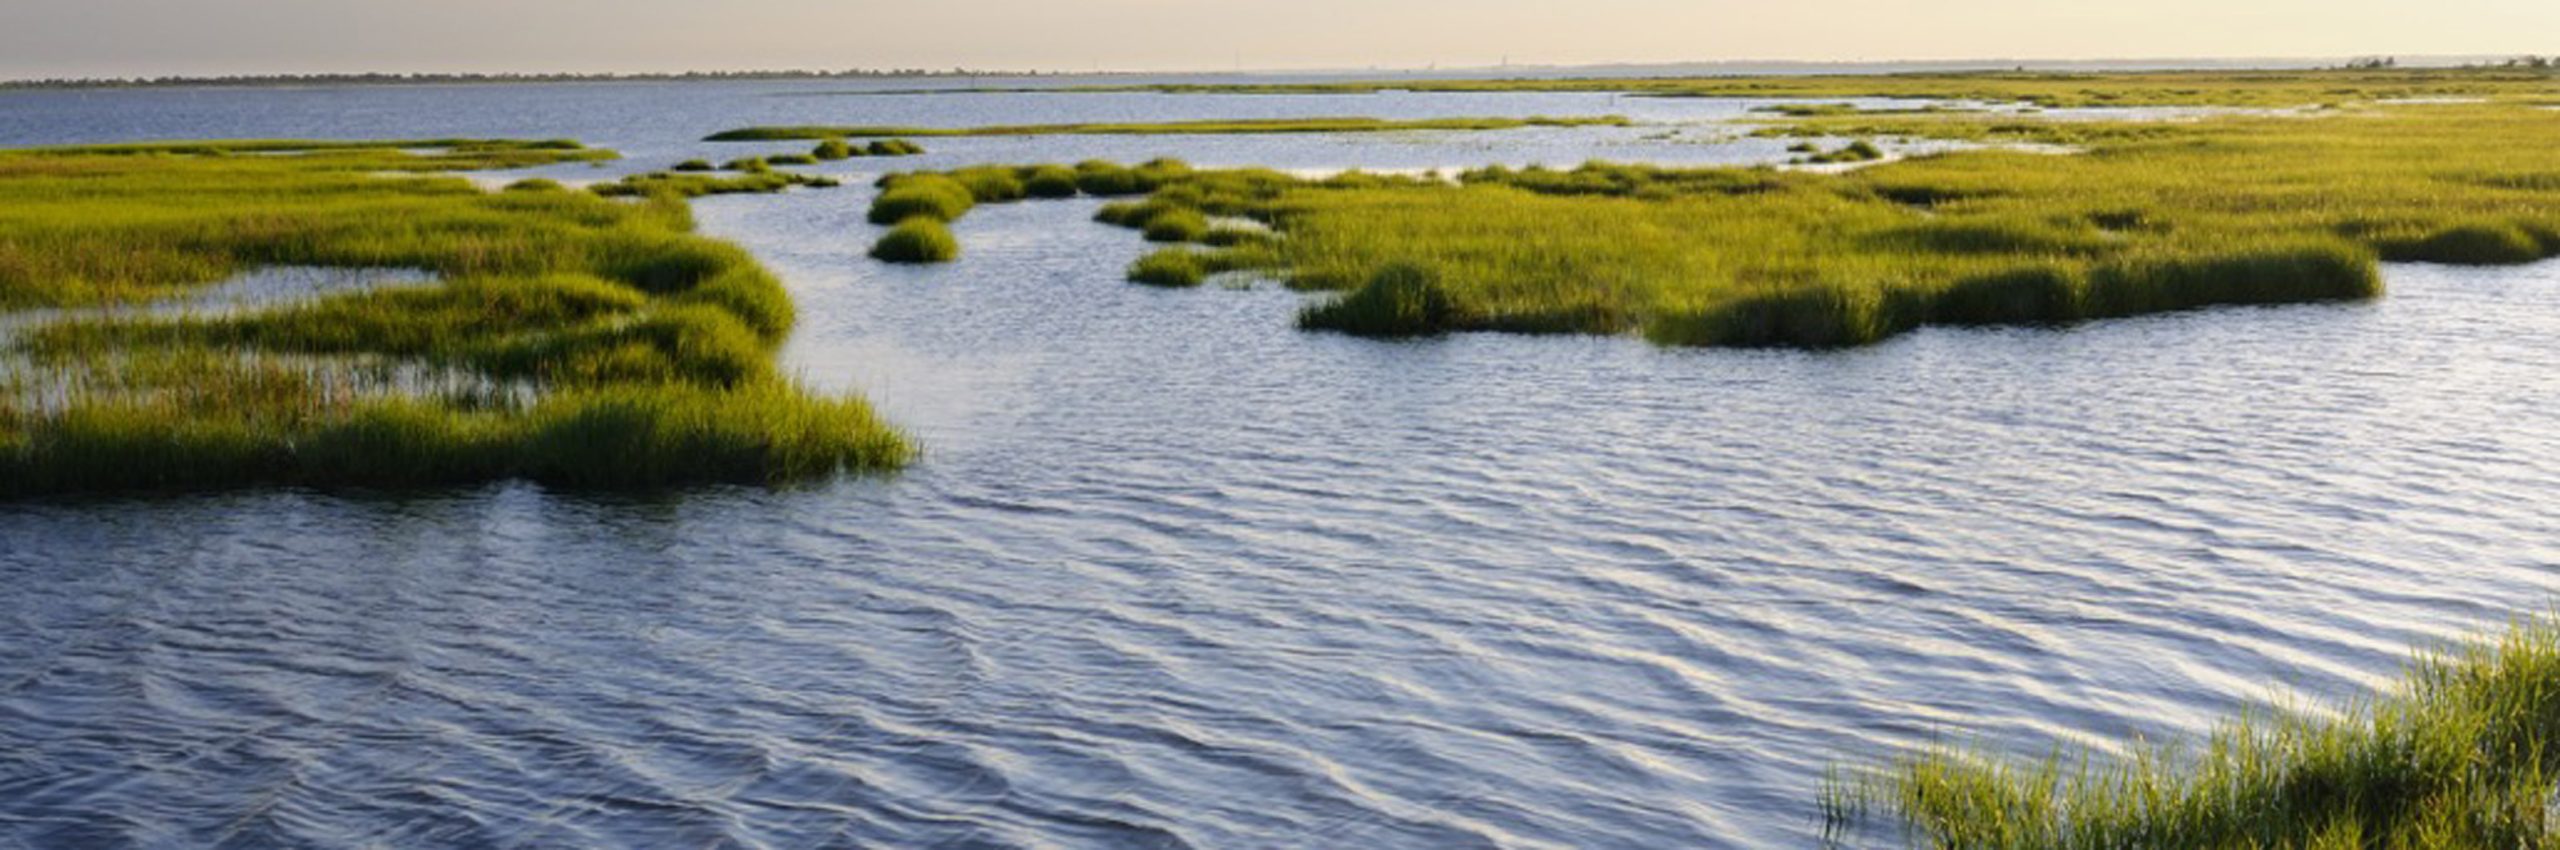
[[1141, 207, 1211, 243], [723, 157, 771, 173], [1024, 165, 1080, 198], [866, 139, 925, 156], [591, 170, 837, 198], [869, 217, 958, 264], [866, 174, 975, 224], [671, 158, 715, 172], [1127, 248, 1208, 287], [812, 139, 855, 161], [0, 140, 910, 496], [947, 166, 1026, 202], [1826, 614, 2560, 849], [2385, 221, 2549, 264], [1297, 263, 1470, 337], [704, 116, 1633, 141], [764, 153, 818, 166], [1804, 140, 1888, 164]]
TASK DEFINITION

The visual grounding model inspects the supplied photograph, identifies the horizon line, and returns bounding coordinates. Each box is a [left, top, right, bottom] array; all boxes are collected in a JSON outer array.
[[7, 51, 2544, 89]]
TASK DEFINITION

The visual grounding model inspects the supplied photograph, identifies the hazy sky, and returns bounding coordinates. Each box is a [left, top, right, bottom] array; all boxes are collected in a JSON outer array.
[[6, 0, 2555, 79]]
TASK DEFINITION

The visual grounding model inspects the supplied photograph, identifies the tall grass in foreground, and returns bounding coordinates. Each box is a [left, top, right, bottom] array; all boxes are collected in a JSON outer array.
[[1825, 615, 2560, 849], [0, 140, 910, 496]]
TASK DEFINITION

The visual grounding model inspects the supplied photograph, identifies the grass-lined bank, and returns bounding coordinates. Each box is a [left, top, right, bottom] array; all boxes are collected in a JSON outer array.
[[872, 101, 2560, 348], [706, 115, 1631, 141], [0, 140, 910, 496], [1825, 615, 2560, 849], [1081, 67, 2560, 108]]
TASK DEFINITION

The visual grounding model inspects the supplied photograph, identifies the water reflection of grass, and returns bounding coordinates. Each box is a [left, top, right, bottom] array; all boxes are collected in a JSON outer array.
[[0, 140, 908, 496], [875, 102, 2558, 348], [1826, 615, 2560, 849]]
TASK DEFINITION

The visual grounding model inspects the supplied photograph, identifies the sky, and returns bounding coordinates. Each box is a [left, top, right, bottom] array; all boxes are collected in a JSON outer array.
[[4, 0, 2555, 79]]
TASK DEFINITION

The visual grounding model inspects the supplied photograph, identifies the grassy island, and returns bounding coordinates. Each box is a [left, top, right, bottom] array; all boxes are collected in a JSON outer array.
[[869, 101, 2560, 347], [0, 140, 910, 496]]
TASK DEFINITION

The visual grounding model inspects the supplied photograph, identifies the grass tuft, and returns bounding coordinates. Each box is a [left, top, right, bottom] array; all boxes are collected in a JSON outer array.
[[1297, 263, 1469, 337], [867, 174, 976, 224], [1127, 248, 1209, 287], [1826, 614, 2560, 849], [869, 217, 958, 264]]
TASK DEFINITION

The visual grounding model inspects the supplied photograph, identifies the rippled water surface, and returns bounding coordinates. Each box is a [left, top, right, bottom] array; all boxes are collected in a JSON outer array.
[[4, 80, 2559, 848]]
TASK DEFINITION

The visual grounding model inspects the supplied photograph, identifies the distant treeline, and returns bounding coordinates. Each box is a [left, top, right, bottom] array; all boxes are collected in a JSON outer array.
[[0, 69, 1082, 90]]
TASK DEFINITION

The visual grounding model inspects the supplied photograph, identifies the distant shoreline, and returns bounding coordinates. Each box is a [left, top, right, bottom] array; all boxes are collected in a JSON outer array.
[[5, 54, 2532, 92], [0, 69, 1084, 91]]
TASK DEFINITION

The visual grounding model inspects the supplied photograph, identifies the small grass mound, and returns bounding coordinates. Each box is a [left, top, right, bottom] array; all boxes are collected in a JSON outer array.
[[1141, 207, 1211, 243], [765, 153, 818, 166], [867, 174, 975, 224], [671, 159, 715, 172], [1024, 165, 1080, 198], [812, 139, 855, 161], [1804, 139, 1887, 164], [866, 139, 925, 156], [1127, 248, 1209, 287], [948, 166, 1026, 203], [870, 217, 958, 264], [1298, 263, 1469, 337]]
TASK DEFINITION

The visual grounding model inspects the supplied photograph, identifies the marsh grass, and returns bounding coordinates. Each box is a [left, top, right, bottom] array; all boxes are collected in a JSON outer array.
[[0, 140, 908, 495], [1803, 140, 1887, 164], [1017, 103, 2554, 348], [869, 218, 958, 264], [1825, 615, 2560, 849], [1104, 67, 2560, 108], [867, 174, 976, 224], [593, 170, 838, 198], [705, 116, 1632, 141], [1127, 248, 1208, 287]]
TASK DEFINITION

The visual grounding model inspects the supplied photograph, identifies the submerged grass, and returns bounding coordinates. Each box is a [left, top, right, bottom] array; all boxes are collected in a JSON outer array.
[[705, 115, 1632, 141], [880, 101, 2558, 348], [1826, 614, 2560, 849], [0, 139, 909, 496]]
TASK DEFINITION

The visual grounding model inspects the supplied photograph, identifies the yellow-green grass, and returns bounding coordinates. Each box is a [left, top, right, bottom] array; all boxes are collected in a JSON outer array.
[[1086, 67, 2560, 109], [1825, 614, 2560, 849], [592, 169, 840, 198], [877, 102, 2560, 347], [870, 218, 958, 264], [705, 115, 1632, 141], [0, 140, 910, 496]]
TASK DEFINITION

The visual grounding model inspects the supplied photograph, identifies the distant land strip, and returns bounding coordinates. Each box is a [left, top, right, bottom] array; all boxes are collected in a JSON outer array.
[[704, 116, 1633, 141], [0, 69, 1086, 90]]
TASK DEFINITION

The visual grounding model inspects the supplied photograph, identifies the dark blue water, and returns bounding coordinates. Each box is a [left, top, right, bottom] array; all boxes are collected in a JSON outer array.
[[3, 81, 2558, 848]]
